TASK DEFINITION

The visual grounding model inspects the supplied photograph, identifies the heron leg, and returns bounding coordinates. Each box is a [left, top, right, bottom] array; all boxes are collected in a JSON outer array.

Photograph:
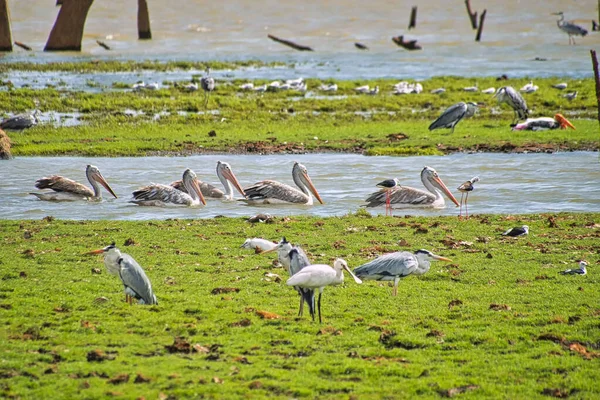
[[204, 92, 210, 109], [317, 292, 322, 323], [298, 293, 304, 317], [459, 193, 464, 218], [393, 277, 399, 296], [465, 193, 469, 219]]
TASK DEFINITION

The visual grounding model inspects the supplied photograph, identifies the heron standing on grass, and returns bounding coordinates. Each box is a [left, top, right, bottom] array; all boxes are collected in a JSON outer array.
[[553, 12, 588, 45], [494, 87, 528, 123], [201, 67, 215, 109], [428, 102, 478, 134]]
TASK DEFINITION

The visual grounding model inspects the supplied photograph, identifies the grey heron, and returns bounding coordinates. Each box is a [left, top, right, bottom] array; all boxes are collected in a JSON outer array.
[[457, 176, 479, 219], [512, 114, 575, 131], [501, 225, 529, 237], [353, 249, 451, 296], [30, 165, 117, 202], [171, 161, 245, 201], [0, 110, 40, 130], [89, 243, 158, 305], [131, 169, 206, 207], [428, 102, 478, 134], [494, 87, 529, 123], [200, 67, 215, 108], [364, 166, 460, 209], [559, 261, 588, 276], [241, 162, 324, 205], [553, 12, 588, 45], [286, 258, 362, 323]]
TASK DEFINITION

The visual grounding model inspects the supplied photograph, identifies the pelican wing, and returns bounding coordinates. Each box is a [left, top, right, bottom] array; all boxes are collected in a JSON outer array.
[[364, 186, 434, 207], [34, 175, 94, 197], [428, 102, 467, 131], [170, 180, 224, 198], [244, 180, 309, 204], [118, 254, 157, 305], [354, 251, 418, 280], [131, 183, 192, 205]]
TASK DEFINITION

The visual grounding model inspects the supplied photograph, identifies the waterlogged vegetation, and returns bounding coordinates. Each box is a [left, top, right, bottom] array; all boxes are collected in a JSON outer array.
[[0, 63, 597, 156], [0, 212, 599, 398]]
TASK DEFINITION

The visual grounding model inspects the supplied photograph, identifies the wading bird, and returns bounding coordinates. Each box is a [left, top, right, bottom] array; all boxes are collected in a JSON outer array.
[[458, 176, 479, 219], [374, 178, 400, 216], [1, 110, 40, 130], [559, 261, 588, 275], [494, 86, 528, 123], [89, 243, 158, 305], [354, 249, 452, 296], [30, 165, 117, 202], [240, 238, 277, 254], [241, 162, 324, 205], [287, 258, 362, 323], [512, 114, 575, 131], [130, 169, 206, 207], [201, 67, 215, 108], [428, 102, 478, 134], [553, 12, 588, 45], [171, 161, 245, 200], [502, 225, 529, 237], [364, 166, 460, 210]]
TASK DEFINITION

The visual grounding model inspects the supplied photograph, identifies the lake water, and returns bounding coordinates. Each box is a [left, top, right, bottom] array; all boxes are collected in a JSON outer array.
[[1, 152, 599, 220]]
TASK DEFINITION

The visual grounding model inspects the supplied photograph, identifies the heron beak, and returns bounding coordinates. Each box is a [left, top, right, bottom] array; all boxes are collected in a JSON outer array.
[[87, 249, 105, 255], [555, 114, 575, 130], [93, 172, 118, 198], [433, 255, 453, 262], [343, 264, 363, 284], [432, 175, 460, 207], [260, 247, 278, 254], [223, 169, 246, 197], [191, 178, 206, 205], [302, 171, 324, 204]]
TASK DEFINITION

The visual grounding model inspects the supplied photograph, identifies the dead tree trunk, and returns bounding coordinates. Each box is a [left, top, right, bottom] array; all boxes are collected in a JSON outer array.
[[45, 0, 94, 51], [0, 0, 13, 51], [408, 6, 417, 30], [137, 0, 152, 40], [591, 50, 600, 126], [465, 0, 478, 29], [475, 10, 487, 42]]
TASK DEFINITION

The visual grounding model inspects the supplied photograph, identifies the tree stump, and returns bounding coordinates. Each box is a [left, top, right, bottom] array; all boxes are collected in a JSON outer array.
[[138, 0, 152, 40], [0, 0, 13, 51], [0, 129, 12, 160], [44, 0, 94, 51]]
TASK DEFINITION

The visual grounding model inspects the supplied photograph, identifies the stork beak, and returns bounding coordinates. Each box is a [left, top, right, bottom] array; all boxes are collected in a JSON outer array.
[[343, 264, 363, 284], [222, 168, 246, 197], [93, 172, 118, 198], [191, 178, 206, 205], [555, 114, 575, 130], [433, 255, 453, 262], [302, 171, 324, 204], [432, 175, 460, 207]]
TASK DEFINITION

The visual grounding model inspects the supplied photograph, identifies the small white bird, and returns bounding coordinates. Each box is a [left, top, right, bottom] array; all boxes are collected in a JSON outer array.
[[239, 82, 254, 90], [355, 85, 370, 94], [481, 87, 496, 94], [319, 83, 338, 92], [240, 238, 277, 254], [463, 83, 478, 92], [559, 261, 588, 276], [501, 225, 529, 237], [552, 83, 568, 90], [457, 176, 479, 219], [430, 88, 446, 94], [286, 258, 362, 323], [563, 91, 578, 101]]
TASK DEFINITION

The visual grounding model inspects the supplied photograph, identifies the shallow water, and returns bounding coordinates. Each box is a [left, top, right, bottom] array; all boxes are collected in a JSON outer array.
[[1, 152, 599, 220]]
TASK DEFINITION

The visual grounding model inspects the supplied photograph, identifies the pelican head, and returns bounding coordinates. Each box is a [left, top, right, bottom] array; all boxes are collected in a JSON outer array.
[[414, 249, 453, 263], [182, 169, 206, 205], [334, 258, 362, 284], [421, 166, 460, 207], [216, 161, 246, 197], [86, 165, 118, 198], [554, 114, 575, 130], [292, 162, 324, 204]]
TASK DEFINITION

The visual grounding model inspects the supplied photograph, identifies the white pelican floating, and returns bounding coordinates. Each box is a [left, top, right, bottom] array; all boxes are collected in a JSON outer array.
[[240, 238, 277, 254], [171, 161, 245, 201], [364, 166, 460, 210], [559, 261, 588, 276], [512, 114, 575, 131], [241, 162, 324, 205], [458, 176, 479, 219], [30, 165, 117, 202], [286, 258, 362, 323], [130, 169, 206, 207], [354, 249, 452, 296], [89, 243, 158, 305], [501, 225, 529, 237]]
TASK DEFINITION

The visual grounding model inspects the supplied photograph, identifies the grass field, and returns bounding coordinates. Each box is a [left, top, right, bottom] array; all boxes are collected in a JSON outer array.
[[1, 213, 599, 399]]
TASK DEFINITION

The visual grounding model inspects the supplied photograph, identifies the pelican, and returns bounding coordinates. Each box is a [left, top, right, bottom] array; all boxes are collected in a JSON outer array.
[[354, 249, 452, 296], [88, 243, 158, 305], [502, 225, 529, 237], [559, 261, 588, 276], [428, 102, 478, 134], [375, 178, 400, 216], [30, 165, 117, 202], [286, 258, 362, 323], [171, 161, 245, 200], [200, 67, 215, 108], [364, 167, 459, 209], [552, 83, 568, 90], [512, 114, 575, 131], [130, 169, 206, 207], [458, 176, 479, 219], [482, 87, 496, 94], [1, 110, 40, 130], [494, 86, 528, 123], [241, 162, 324, 205], [553, 12, 588, 45], [240, 238, 277, 254]]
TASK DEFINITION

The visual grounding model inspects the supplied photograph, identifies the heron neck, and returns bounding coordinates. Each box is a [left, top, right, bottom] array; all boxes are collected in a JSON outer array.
[[414, 256, 431, 275]]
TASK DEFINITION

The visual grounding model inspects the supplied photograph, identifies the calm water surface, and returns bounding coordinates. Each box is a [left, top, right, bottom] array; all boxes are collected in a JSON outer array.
[[1, 152, 599, 220]]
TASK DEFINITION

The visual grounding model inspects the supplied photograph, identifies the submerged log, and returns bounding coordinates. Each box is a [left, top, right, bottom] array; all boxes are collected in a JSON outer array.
[[0, 129, 12, 160], [593, 20, 599, 31], [14, 41, 32, 51], [465, 0, 478, 30], [392, 35, 422, 51], [137, 0, 152, 40], [96, 40, 110, 50], [475, 9, 487, 42], [0, 0, 13, 51], [408, 6, 417, 30], [354, 42, 368, 50], [267, 34, 313, 51], [45, 0, 94, 51]]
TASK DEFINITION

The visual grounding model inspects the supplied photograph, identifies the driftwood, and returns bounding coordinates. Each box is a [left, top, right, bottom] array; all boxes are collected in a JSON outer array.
[[465, 0, 478, 29], [593, 20, 599, 31], [354, 42, 368, 50], [14, 41, 32, 51], [267, 34, 313, 51], [137, 0, 152, 40], [591, 50, 600, 125], [96, 40, 110, 50], [45, 0, 94, 51], [0, 0, 12, 51], [408, 6, 417, 30], [475, 9, 487, 42], [0, 129, 12, 160], [392, 35, 422, 51]]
